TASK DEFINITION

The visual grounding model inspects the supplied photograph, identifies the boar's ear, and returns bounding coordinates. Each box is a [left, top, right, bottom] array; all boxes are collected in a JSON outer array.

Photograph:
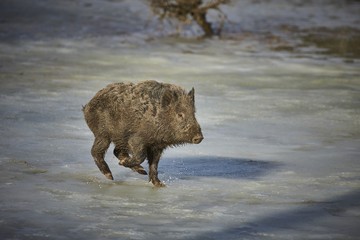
[[161, 89, 172, 108], [188, 87, 195, 105]]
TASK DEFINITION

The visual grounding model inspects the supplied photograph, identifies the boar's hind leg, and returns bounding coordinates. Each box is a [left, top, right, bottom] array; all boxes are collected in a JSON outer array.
[[114, 146, 147, 175], [147, 147, 165, 187], [113, 146, 129, 164], [121, 137, 147, 172], [91, 137, 113, 180]]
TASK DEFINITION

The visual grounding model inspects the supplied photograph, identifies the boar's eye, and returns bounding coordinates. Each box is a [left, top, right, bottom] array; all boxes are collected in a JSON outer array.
[[177, 113, 185, 120]]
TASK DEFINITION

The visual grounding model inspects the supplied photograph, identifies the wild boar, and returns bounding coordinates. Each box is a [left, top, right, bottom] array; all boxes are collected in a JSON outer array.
[[83, 80, 203, 187]]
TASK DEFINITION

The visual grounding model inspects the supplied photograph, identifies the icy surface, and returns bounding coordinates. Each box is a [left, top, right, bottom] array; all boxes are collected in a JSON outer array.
[[0, 0, 359, 239]]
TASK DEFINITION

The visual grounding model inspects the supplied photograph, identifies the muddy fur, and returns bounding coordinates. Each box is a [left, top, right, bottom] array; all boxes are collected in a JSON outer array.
[[83, 80, 203, 187]]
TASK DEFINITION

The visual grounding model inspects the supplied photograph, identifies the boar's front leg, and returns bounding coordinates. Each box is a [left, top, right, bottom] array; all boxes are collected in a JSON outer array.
[[91, 137, 113, 180], [147, 147, 165, 187]]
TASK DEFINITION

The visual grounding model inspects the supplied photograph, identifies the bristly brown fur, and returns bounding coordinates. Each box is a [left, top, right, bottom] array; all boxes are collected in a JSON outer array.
[[83, 80, 203, 187]]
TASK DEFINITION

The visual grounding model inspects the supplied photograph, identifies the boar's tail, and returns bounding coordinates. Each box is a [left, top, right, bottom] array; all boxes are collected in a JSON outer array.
[[82, 104, 86, 112]]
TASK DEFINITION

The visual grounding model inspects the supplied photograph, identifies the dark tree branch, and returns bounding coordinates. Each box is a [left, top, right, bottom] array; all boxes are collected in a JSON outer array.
[[148, 0, 230, 37]]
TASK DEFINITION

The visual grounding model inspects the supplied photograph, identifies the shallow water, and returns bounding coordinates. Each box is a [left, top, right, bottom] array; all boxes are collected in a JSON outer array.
[[1, 0, 360, 239]]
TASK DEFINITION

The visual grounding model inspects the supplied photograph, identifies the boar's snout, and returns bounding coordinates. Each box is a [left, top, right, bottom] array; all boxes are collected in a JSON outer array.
[[192, 133, 204, 144]]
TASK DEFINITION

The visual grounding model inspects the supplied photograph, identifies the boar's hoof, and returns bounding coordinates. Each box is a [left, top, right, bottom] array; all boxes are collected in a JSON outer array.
[[131, 165, 148, 175], [105, 173, 114, 180], [153, 181, 166, 188]]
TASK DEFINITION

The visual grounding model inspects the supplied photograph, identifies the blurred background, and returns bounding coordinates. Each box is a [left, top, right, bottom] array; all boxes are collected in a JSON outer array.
[[0, 1, 359, 239]]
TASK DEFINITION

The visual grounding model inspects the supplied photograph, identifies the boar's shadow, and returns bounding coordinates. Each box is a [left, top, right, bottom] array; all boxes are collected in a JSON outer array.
[[160, 156, 281, 180]]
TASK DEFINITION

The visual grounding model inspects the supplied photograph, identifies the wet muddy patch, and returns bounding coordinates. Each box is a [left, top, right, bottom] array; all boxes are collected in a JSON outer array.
[[300, 27, 360, 60], [221, 25, 360, 61]]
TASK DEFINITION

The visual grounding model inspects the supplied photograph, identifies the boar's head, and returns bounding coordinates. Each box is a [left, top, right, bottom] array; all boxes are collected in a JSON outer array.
[[161, 87, 203, 145]]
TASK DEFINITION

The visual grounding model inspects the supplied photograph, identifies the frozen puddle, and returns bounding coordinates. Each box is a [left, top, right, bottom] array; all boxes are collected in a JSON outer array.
[[1, 40, 359, 239]]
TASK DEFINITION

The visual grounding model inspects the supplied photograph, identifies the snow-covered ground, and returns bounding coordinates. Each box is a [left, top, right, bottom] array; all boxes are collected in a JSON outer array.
[[0, 0, 359, 239]]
